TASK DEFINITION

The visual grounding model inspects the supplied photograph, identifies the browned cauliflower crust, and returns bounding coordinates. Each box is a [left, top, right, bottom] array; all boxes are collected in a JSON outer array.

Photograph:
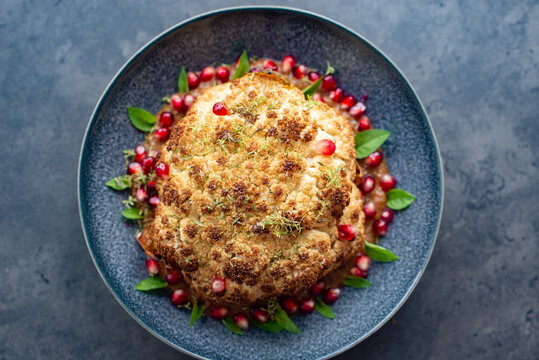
[[138, 71, 365, 306]]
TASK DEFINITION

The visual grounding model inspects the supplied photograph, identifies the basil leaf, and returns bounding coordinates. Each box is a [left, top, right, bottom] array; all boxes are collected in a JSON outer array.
[[386, 189, 416, 210], [354, 129, 391, 159], [106, 175, 132, 190], [274, 308, 301, 333], [314, 298, 335, 319], [303, 61, 335, 97], [364, 241, 399, 262], [189, 301, 204, 326], [121, 207, 143, 220], [251, 320, 283, 333], [344, 276, 372, 289], [127, 107, 156, 132], [135, 276, 166, 291], [232, 50, 250, 80], [222, 317, 243, 335], [177, 66, 189, 93]]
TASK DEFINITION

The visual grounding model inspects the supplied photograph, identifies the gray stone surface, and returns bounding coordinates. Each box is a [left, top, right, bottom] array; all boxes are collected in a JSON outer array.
[[0, 1, 537, 359]]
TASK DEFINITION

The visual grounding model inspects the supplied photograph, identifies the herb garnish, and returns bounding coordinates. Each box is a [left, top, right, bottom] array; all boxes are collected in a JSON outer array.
[[274, 307, 301, 333], [222, 317, 243, 335], [314, 298, 335, 319], [122, 207, 144, 220], [135, 276, 167, 291], [354, 129, 391, 159], [364, 241, 399, 262], [258, 213, 303, 238], [321, 165, 343, 188], [386, 189, 416, 210], [106, 175, 132, 190], [127, 107, 157, 132], [303, 61, 335, 98], [251, 320, 283, 332], [344, 276, 372, 289], [189, 301, 204, 326], [232, 50, 250, 80], [177, 65, 189, 93]]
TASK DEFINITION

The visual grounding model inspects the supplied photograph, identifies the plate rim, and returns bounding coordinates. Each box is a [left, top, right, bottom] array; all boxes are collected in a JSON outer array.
[[77, 6, 444, 360]]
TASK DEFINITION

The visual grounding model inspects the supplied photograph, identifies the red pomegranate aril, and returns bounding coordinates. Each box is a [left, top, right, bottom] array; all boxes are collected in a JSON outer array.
[[338, 224, 358, 241], [263, 59, 278, 71], [159, 111, 174, 128], [234, 313, 249, 330], [155, 162, 169, 178], [356, 254, 371, 271], [146, 180, 156, 191], [329, 88, 344, 103], [281, 55, 296, 73], [282, 297, 298, 314], [349, 102, 367, 119], [142, 156, 156, 174], [251, 308, 269, 323], [380, 208, 395, 223], [365, 151, 383, 167], [128, 162, 142, 175], [135, 187, 148, 202], [311, 281, 325, 296], [154, 127, 170, 141], [322, 74, 337, 91], [340, 95, 357, 111], [373, 219, 388, 236], [148, 196, 160, 207], [170, 94, 185, 112], [134, 145, 146, 163], [349, 267, 368, 278], [315, 139, 336, 156], [200, 66, 215, 82], [363, 201, 377, 219], [187, 71, 199, 89], [212, 277, 226, 293], [324, 288, 340, 304], [360, 175, 375, 194], [209, 306, 228, 320], [215, 66, 229, 82], [293, 64, 307, 79], [212, 102, 228, 116], [300, 298, 315, 313], [311, 93, 325, 103], [362, 94, 368, 102], [358, 115, 372, 131], [145, 258, 160, 276], [165, 272, 182, 285], [380, 173, 397, 192], [308, 71, 321, 82], [183, 94, 195, 109], [170, 289, 188, 306]]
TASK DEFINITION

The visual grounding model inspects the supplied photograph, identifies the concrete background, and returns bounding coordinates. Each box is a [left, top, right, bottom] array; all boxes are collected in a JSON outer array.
[[1, 1, 537, 359]]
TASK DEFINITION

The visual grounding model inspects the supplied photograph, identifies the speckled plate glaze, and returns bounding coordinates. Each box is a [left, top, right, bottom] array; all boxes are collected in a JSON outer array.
[[78, 6, 443, 360]]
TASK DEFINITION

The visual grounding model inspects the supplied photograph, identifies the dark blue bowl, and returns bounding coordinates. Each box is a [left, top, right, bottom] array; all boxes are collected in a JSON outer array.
[[78, 6, 443, 360]]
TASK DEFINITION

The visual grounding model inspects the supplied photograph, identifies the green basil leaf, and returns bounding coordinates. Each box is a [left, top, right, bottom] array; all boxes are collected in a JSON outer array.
[[222, 317, 243, 335], [251, 320, 283, 333], [121, 207, 143, 220], [135, 276, 166, 291], [303, 61, 335, 97], [274, 308, 301, 333], [354, 129, 391, 158], [232, 50, 250, 80], [189, 301, 204, 326], [386, 189, 416, 210], [314, 298, 335, 319], [364, 241, 399, 262], [177, 66, 189, 93], [344, 276, 372, 289], [105, 175, 132, 190], [127, 107, 156, 132]]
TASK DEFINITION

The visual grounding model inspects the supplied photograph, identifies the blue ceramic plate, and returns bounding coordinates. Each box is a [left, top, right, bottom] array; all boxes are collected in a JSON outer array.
[[78, 6, 443, 360]]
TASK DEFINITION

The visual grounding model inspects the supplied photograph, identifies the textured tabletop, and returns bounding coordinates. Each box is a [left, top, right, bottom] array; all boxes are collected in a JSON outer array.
[[0, 1, 537, 359]]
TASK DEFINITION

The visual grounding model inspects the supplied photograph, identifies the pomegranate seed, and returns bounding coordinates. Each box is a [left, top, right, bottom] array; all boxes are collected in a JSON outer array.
[[145, 259, 160, 276], [154, 127, 170, 141], [282, 298, 298, 314], [165, 272, 182, 285], [300, 298, 315, 313], [362, 94, 368, 102], [349, 267, 368, 278], [329, 88, 344, 103], [146, 180, 156, 191], [212, 102, 228, 116], [155, 162, 169, 178], [324, 288, 340, 304], [355, 255, 371, 271], [360, 175, 375, 194], [149, 196, 160, 207], [340, 95, 357, 111], [315, 139, 336, 156], [311, 93, 325, 103], [251, 308, 269, 323], [308, 71, 321, 82], [365, 151, 383, 167], [134, 145, 146, 163], [293, 65, 307, 79], [338, 224, 358, 241], [349, 102, 367, 119], [234, 313, 249, 330], [215, 66, 229, 82], [358, 115, 372, 131], [380, 174, 397, 192], [263, 59, 278, 71], [183, 94, 195, 109], [159, 112, 174, 128], [311, 281, 325, 296], [209, 306, 228, 320], [135, 187, 148, 202], [171, 94, 185, 112], [281, 55, 296, 73], [200, 66, 215, 82], [363, 201, 376, 219], [380, 208, 395, 223], [128, 162, 142, 175], [212, 277, 226, 293], [321, 74, 337, 91], [170, 289, 188, 306], [187, 71, 199, 89], [141, 156, 155, 174], [372, 219, 388, 236]]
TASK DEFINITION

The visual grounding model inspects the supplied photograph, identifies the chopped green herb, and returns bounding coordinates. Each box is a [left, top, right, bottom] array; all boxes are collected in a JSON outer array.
[[386, 189, 416, 210], [258, 213, 303, 238], [189, 301, 204, 326], [354, 129, 390, 159], [315, 298, 335, 319], [364, 241, 399, 262], [127, 107, 156, 132], [161, 96, 171, 104], [222, 317, 243, 335], [178, 65, 189, 93], [135, 276, 166, 291], [321, 165, 343, 188], [344, 276, 372, 289], [232, 50, 250, 80]]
